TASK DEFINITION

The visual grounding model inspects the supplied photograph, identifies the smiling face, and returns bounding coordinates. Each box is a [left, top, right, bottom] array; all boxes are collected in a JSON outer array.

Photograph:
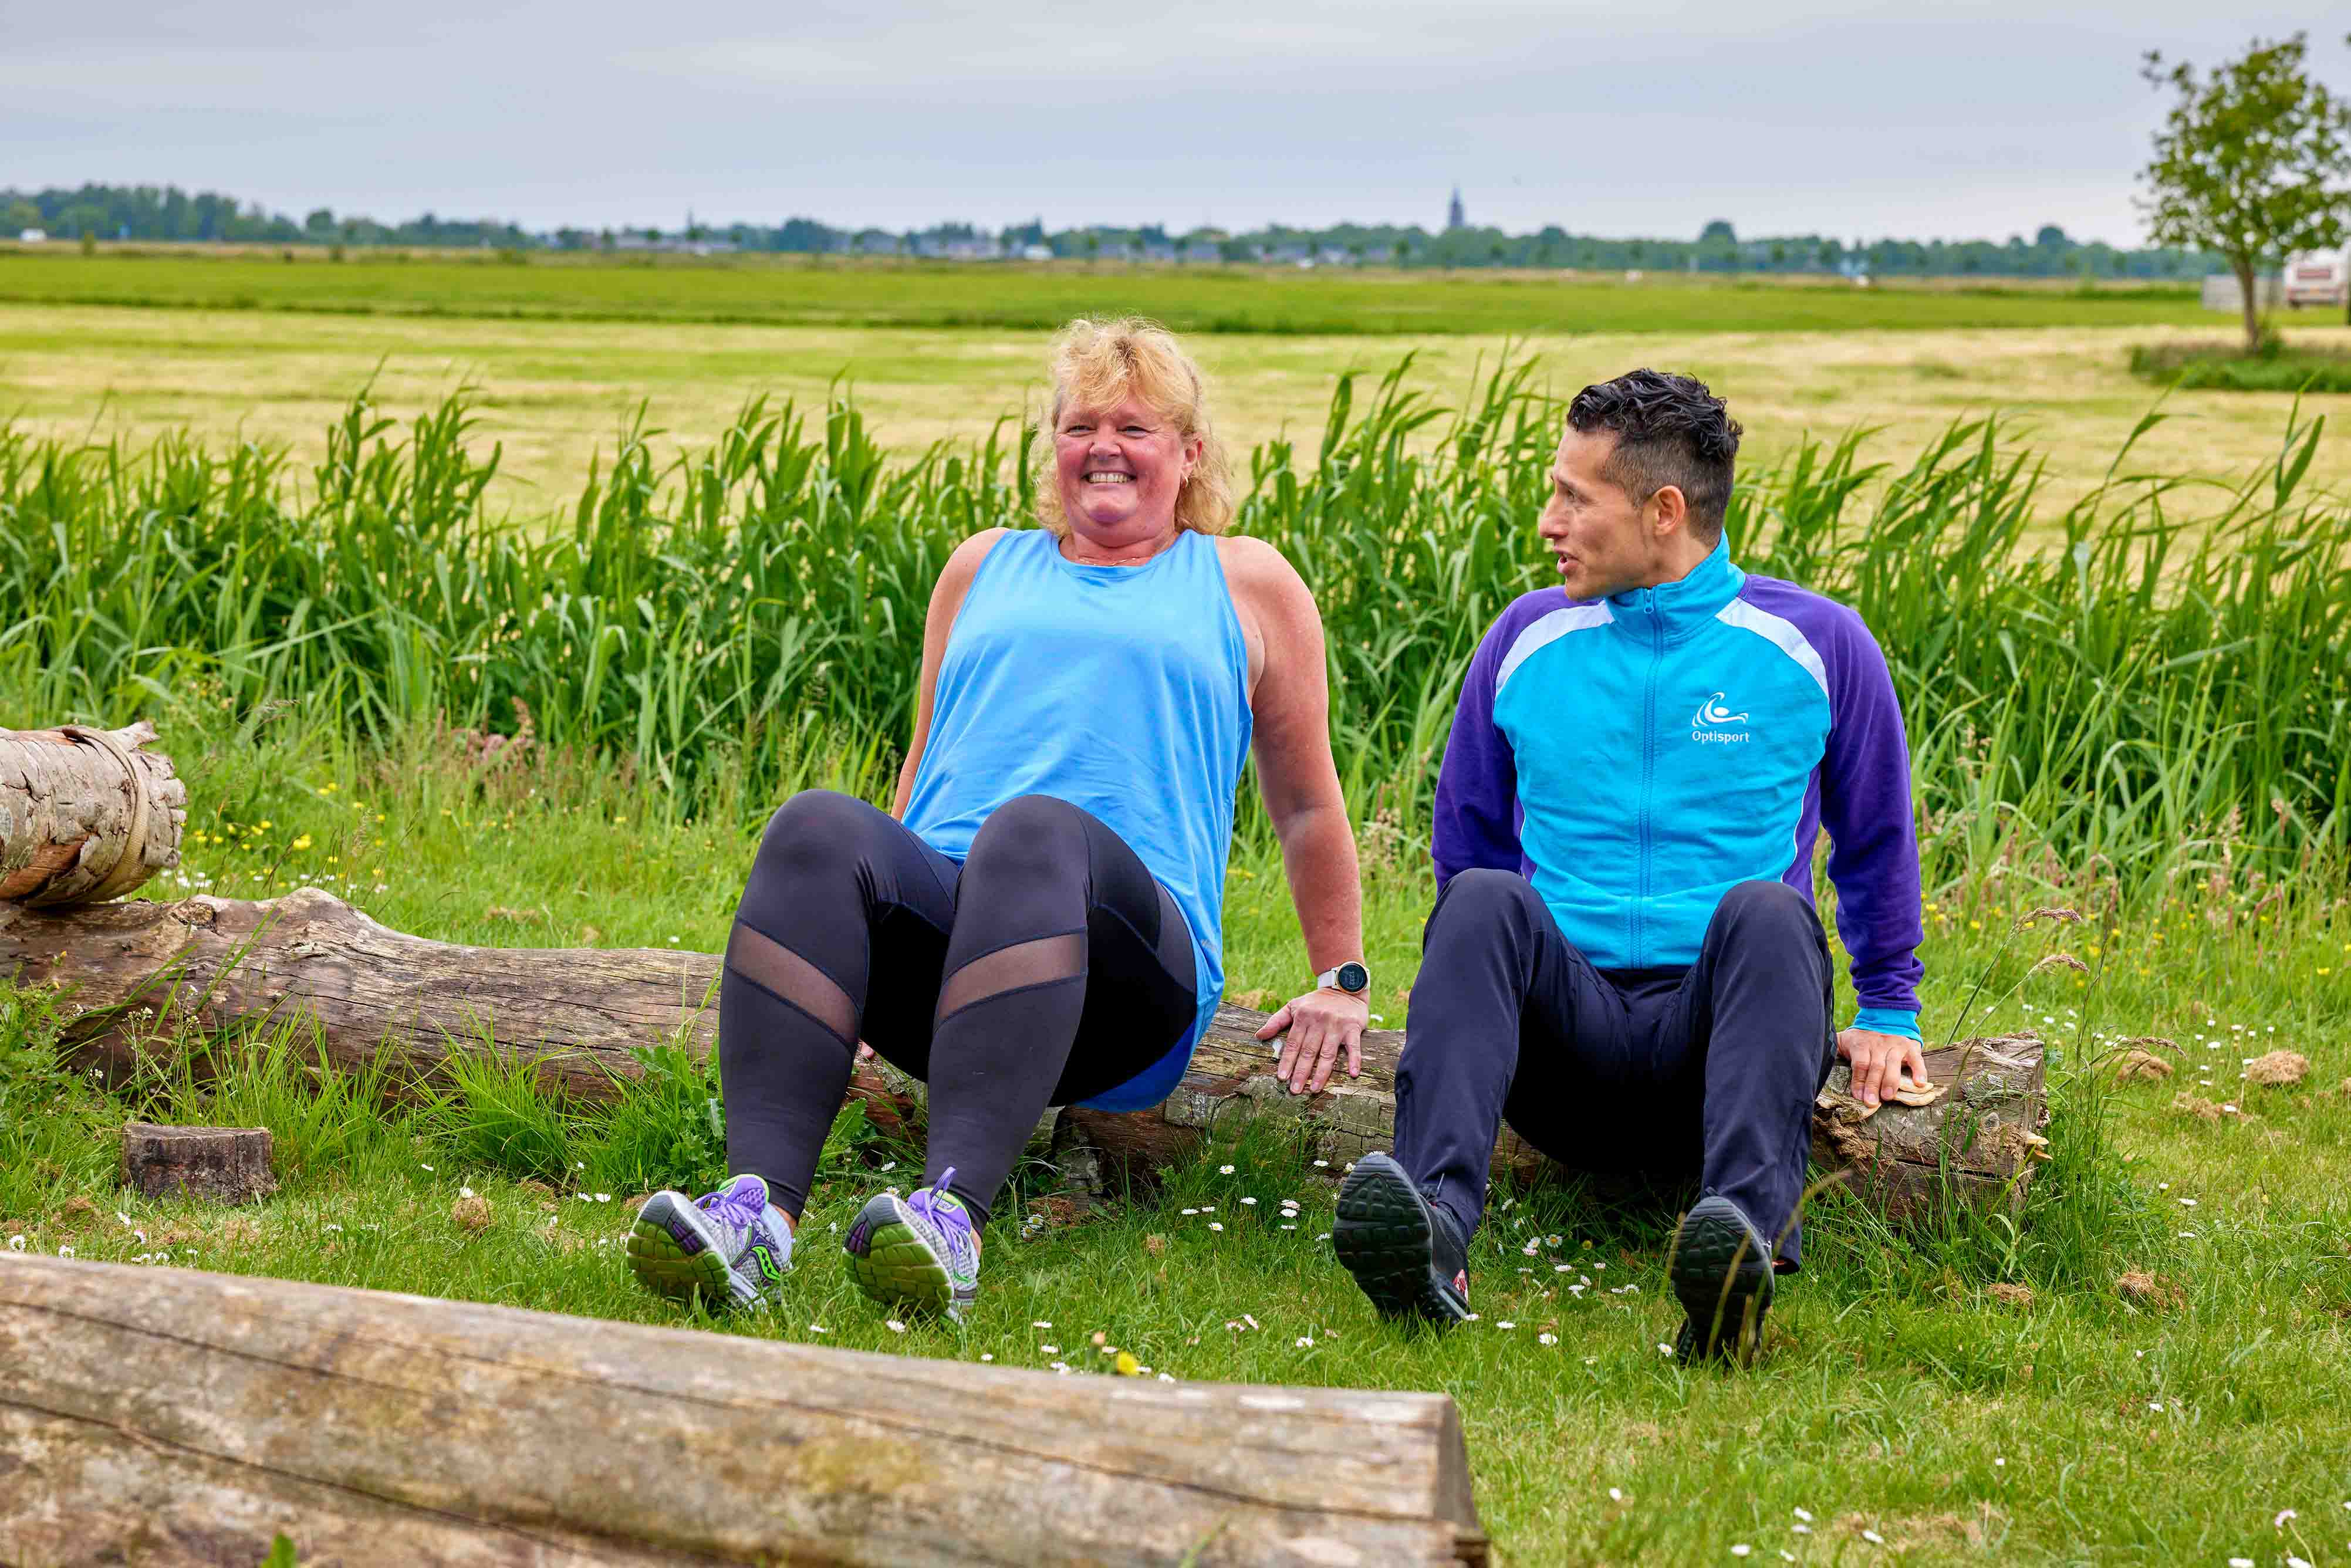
[[1052, 391, 1202, 560], [1539, 424, 1684, 599]]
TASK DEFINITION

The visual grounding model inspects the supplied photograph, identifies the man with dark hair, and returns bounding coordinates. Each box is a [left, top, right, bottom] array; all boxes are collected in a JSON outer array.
[[1332, 369, 1925, 1364]]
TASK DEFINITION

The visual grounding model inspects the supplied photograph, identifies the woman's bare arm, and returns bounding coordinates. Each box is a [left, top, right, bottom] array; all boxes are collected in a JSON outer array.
[[1218, 535, 1367, 1094]]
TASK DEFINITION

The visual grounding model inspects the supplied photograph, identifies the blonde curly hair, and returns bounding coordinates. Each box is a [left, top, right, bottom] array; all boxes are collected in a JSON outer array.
[[1030, 316, 1235, 538]]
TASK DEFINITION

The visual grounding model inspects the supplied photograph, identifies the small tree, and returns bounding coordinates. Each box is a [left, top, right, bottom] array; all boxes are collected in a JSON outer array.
[[2139, 32, 2351, 353]]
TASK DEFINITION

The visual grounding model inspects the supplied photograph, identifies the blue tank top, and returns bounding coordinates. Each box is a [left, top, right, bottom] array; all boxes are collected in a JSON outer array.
[[903, 528, 1254, 1111]]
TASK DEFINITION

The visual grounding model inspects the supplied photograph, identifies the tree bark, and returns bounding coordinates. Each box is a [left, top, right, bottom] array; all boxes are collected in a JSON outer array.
[[3, 888, 2048, 1222], [0, 1251, 1487, 1567], [0, 720, 186, 906]]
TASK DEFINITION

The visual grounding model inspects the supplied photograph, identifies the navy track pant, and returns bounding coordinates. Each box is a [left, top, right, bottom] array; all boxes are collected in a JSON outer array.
[[1392, 870, 1837, 1269]]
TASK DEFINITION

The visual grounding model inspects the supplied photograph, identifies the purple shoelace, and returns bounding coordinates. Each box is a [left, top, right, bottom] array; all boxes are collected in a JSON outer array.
[[697, 1177, 766, 1232], [910, 1168, 976, 1261]]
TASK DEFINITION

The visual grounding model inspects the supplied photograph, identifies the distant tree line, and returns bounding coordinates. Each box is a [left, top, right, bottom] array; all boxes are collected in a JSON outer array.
[[1, 182, 2224, 279]]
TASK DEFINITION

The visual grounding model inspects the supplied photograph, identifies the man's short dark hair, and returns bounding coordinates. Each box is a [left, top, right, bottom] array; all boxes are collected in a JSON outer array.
[[1566, 370, 1742, 540]]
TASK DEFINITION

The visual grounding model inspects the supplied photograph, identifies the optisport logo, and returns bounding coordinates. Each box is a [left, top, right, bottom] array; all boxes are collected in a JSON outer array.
[[1691, 692, 1752, 745]]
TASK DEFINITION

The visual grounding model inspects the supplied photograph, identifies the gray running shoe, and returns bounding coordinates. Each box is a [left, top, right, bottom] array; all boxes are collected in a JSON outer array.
[[626, 1173, 793, 1311], [842, 1167, 982, 1322]]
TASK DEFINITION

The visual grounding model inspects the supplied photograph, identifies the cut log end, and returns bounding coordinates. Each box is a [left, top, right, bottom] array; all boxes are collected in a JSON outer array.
[[121, 1122, 277, 1205]]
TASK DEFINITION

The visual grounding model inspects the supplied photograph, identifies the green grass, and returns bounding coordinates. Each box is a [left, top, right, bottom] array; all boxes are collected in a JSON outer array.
[[4, 711, 2347, 1564], [0, 249, 2217, 337], [2130, 339, 2351, 393]]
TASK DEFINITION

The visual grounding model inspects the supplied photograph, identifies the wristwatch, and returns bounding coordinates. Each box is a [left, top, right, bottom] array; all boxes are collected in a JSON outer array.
[[1315, 961, 1370, 996]]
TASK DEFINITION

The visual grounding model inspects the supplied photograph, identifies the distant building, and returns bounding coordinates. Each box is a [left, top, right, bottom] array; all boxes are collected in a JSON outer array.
[[17, 228, 46, 244], [1447, 188, 1465, 231]]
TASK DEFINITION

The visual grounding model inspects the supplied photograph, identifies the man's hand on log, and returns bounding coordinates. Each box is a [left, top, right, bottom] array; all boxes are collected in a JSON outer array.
[[1837, 1027, 1928, 1110], [1258, 988, 1369, 1096]]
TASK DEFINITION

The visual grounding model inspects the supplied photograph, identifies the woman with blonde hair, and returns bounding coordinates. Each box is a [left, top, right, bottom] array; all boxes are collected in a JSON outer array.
[[627, 317, 1369, 1320]]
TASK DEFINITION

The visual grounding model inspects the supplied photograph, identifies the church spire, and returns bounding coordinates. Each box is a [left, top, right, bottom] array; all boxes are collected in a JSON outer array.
[[1446, 187, 1465, 231]]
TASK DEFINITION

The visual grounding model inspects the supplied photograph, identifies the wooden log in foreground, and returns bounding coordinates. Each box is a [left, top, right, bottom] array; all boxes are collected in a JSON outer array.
[[0, 1252, 1485, 1567], [0, 888, 2048, 1222], [0, 721, 185, 905]]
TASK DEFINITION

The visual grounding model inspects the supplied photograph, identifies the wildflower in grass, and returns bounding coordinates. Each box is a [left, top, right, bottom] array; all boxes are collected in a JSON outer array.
[[979, 1353, 992, 1362], [5, 1236, 21, 1251], [58, 1246, 74, 1258], [886, 1320, 907, 1334], [1538, 1332, 1558, 1346], [2276, 1510, 2297, 1528], [1050, 1362, 1070, 1374], [291, 834, 313, 851], [1607, 1488, 1624, 1502], [1218, 1164, 1235, 1174], [1240, 1197, 1256, 1205], [1208, 1222, 1224, 1232], [1295, 1336, 1314, 1348], [1732, 1547, 1751, 1558], [1116, 1351, 1141, 1375], [1657, 1342, 1672, 1355], [1862, 1529, 1884, 1545], [1039, 1343, 1059, 1354], [809, 1324, 827, 1334], [1032, 1320, 1051, 1328], [460, 1186, 475, 1199], [420, 1163, 434, 1172]]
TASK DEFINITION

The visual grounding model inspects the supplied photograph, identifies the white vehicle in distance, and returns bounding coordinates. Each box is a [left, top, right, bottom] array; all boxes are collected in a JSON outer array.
[[2281, 247, 2349, 315]]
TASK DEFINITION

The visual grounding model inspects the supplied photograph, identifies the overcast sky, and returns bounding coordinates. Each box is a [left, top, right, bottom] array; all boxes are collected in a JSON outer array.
[[6, 2, 2345, 244]]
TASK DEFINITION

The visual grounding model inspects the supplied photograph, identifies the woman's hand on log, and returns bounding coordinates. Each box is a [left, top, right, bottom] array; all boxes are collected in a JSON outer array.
[[1837, 1028, 1927, 1110], [1258, 988, 1368, 1096]]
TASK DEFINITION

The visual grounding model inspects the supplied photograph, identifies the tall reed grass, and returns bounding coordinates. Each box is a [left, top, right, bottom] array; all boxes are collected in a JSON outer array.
[[3, 361, 2342, 898]]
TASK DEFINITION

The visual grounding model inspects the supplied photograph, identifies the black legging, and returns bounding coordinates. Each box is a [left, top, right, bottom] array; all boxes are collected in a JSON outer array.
[[717, 790, 1197, 1223]]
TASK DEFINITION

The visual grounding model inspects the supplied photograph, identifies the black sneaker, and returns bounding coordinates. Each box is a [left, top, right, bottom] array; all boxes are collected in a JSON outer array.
[[1333, 1151, 1474, 1325], [1669, 1194, 1775, 1365]]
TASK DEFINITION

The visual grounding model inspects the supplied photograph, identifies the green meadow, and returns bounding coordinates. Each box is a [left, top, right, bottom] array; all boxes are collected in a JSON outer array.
[[0, 247, 2214, 336]]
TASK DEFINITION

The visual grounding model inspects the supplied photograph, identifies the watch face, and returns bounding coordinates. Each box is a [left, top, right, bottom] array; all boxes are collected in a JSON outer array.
[[1336, 962, 1369, 993]]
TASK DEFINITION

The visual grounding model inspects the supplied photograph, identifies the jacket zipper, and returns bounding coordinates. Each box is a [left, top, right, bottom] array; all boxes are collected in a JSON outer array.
[[1636, 594, 1662, 967]]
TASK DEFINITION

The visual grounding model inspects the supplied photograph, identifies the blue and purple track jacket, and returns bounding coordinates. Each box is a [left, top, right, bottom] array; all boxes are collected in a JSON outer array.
[[1433, 533, 1924, 1037]]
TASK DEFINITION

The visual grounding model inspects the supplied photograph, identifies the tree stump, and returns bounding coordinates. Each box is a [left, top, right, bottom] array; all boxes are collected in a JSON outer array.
[[120, 1123, 277, 1205], [0, 720, 186, 906]]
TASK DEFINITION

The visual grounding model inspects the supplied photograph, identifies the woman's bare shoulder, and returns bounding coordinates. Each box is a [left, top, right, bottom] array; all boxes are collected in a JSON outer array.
[[1212, 534, 1314, 609], [935, 527, 1012, 596]]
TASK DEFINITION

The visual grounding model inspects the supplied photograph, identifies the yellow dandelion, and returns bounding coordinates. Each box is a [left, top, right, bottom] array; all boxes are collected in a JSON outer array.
[[1114, 1350, 1141, 1376], [291, 834, 313, 851]]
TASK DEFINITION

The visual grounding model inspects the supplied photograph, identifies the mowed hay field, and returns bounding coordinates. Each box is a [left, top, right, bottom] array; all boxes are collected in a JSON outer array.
[[9, 249, 2349, 518]]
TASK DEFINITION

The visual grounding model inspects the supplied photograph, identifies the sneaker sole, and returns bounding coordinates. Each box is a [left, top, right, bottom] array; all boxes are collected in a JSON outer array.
[[1670, 1197, 1774, 1364], [843, 1193, 958, 1319], [1333, 1157, 1471, 1326], [626, 1192, 748, 1309]]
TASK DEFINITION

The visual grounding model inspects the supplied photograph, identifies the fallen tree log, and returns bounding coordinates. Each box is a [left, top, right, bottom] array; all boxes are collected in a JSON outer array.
[[1, 888, 2047, 1222], [0, 1251, 1485, 1566], [0, 720, 185, 905]]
